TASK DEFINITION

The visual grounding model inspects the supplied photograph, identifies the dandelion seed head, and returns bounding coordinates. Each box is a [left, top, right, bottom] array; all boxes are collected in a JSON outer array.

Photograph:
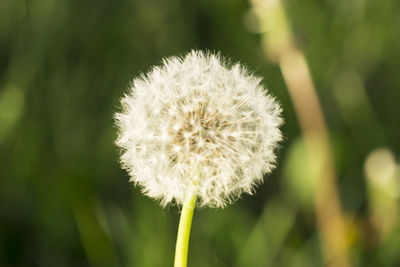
[[115, 50, 283, 208]]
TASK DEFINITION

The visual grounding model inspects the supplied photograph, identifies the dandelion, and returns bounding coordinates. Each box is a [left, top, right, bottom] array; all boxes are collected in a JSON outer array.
[[115, 50, 283, 267]]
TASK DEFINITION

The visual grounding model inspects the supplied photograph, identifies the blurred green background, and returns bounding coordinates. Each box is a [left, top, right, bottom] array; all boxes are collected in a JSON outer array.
[[1, 0, 399, 266]]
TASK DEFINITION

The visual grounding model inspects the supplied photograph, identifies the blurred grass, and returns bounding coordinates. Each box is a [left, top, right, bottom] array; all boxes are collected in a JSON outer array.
[[1, 0, 400, 266]]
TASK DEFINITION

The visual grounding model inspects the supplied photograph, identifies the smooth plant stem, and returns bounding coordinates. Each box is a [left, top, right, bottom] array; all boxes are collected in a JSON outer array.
[[250, 1, 351, 266], [174, 189, 197, 267]]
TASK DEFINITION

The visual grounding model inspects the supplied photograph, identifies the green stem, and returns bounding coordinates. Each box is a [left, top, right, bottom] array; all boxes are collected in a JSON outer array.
[[174, 189, 197, 267]]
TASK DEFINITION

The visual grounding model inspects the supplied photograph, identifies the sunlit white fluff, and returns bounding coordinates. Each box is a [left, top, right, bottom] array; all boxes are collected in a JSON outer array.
[[115, 50, 283, 207]]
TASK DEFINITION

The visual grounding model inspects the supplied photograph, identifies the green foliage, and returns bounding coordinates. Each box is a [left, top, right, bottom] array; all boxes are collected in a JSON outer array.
[[1, 0, 399, 266]]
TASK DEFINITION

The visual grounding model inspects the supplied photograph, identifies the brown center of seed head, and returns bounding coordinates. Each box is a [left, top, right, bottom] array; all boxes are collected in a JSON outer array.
[[166, 99, 229, 164]]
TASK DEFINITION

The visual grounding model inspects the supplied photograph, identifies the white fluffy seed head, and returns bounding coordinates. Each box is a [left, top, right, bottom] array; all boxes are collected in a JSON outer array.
[[115, 50, 283, 208]]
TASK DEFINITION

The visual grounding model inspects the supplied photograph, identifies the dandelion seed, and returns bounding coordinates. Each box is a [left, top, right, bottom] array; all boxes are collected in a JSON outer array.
[[115, 50, 283, 208]]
